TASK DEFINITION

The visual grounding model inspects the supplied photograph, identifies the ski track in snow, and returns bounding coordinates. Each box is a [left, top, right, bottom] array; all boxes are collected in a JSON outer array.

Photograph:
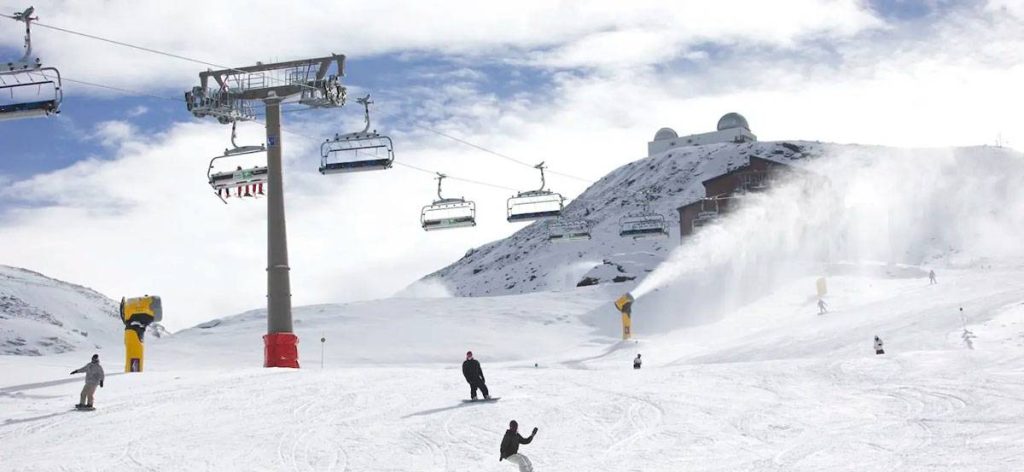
[[2, 270, 1024, 470]]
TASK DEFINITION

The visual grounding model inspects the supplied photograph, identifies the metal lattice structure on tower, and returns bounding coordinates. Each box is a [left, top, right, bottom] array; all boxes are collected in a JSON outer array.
[[185, 55, 347, 368]]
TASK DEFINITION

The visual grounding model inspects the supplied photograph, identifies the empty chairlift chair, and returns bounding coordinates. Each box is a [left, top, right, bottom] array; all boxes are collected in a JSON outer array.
[[507, 162, 564, 222], [320, 95, 394, 174], [421, 173, 476, 231], [619, 193, 670, 239], [0, 7, 62, 122], [691, 197, 721, 231], [206, 122, 268, 203], [548, 218, 591, 242]]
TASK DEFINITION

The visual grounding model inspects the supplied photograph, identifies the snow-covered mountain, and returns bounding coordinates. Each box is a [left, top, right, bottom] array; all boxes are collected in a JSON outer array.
[[423, 141, 1024, 299], [0, 265, 121, 355], [421, 140, 822, 295]]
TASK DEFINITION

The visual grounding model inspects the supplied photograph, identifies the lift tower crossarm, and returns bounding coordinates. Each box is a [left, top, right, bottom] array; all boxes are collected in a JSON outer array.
[[198, 55, 346, 102]]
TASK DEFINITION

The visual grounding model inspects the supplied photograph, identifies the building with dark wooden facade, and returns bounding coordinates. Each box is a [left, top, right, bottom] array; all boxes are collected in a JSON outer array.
[[677, 156, 797, 240]]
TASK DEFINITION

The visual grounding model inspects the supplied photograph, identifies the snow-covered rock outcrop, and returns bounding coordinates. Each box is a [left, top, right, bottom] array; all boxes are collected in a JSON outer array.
[[0, 265, 121, 355]]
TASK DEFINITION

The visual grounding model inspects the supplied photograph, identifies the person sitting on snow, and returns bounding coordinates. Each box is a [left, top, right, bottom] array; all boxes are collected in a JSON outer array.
[[500, 420, 538, 471], [633, 353, 642, 369], [874, 336, 885, 355], [70, 353, 105, 408]]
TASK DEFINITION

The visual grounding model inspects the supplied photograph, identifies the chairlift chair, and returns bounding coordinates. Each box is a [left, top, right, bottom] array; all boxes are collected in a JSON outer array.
[[507, 162, 564, 222], [739, 171, 770, 192], [206, 122, 268, 203], [619, 213, 670, 239], [691, 197, 721, 231], [320, 95, 394, 174], [421, 173, 476, 231], [618, 191, 669, 239], [548, 219, 591, 242], [0, 7, 62, 121]]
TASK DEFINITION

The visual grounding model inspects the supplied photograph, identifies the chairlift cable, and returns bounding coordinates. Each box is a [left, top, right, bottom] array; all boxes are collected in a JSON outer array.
[[2, 12, 592, 186], [21, 71, 520, 194], [252, 119, 519, 193], [39, 73, 183, 102], [416, 125, 593, 184], [0, 13, 321, 93]]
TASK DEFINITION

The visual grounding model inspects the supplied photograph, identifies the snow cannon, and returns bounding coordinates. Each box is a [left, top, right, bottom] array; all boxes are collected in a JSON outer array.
[[120, 295, 163, 373], [614, 293, 634, 340]]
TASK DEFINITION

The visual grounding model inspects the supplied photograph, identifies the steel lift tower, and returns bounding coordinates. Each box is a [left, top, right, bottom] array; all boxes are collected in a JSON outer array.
[[185, 55, 347, 368]]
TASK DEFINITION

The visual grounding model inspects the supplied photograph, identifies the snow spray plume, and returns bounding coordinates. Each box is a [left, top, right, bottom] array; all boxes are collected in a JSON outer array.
[[632, 146, 1024, 329]]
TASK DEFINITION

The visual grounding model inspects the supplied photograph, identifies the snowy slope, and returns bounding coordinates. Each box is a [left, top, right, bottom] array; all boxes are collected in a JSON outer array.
[[0, 265, 122, 356], [2, 265, 1024, 471], [425, 140, 823, 296]]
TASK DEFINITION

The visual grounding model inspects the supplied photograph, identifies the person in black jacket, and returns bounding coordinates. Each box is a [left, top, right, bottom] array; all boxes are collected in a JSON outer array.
[[462, 351, 490, 400], [500, 420, 537, 471]]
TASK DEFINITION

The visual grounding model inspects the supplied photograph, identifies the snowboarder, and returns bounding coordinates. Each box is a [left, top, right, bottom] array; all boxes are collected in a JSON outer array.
[[874, 336, 885, 355], [928, 270, 937, 285], [462, 351, 490, 400], [500, 420, 538, 471], [817, 299, 828, 314], [633, 354, 642, 369], [70, 353, 104, 408]]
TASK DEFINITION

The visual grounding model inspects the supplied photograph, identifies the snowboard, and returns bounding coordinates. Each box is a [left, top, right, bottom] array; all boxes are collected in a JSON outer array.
[[74, 405, 95, 411], [462, 397, 501, 403]]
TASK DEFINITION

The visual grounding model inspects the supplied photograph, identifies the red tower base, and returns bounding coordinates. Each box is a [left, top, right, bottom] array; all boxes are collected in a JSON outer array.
[[264, 333, 300, 368]]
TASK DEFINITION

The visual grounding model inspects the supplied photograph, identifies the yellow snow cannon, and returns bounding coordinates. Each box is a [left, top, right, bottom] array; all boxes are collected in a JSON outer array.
[[614, 293, 634, 340], [120, 295, 163, 373]]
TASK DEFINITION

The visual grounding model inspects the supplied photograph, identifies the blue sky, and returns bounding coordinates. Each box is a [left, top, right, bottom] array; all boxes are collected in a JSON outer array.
[[0, 0, 1020, 329]]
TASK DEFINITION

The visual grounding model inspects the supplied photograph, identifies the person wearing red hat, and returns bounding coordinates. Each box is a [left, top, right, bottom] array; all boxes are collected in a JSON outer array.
[[462, 351, 490, 400]]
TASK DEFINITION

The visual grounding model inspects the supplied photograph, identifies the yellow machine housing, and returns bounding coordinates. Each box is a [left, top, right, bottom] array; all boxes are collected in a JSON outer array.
[[614, 293, 634, 340], [816, 277, 828, 298], [120, 295, 163, 373]]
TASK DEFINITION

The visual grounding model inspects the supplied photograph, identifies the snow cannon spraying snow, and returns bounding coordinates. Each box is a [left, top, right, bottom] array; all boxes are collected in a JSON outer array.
[[120, 295, 162, 373], [614, 293, 634, 340]]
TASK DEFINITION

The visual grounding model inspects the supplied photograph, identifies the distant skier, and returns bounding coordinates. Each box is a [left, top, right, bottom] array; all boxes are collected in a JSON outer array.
[[928, 270, 937, 285], [500, 420, 538, 471], [874, 336, 885, 355], [462, 351, 490, 400], [817, 299, 828, 314], [962, 329, 976, 350], [633, 354, 642, 369], [70, 354, 105, 408]]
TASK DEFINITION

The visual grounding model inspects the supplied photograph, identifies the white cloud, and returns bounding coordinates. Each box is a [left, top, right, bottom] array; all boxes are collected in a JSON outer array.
[[0, 0, 882, 91], [126, 105, 148, 117], [92, 120, 136, 148]]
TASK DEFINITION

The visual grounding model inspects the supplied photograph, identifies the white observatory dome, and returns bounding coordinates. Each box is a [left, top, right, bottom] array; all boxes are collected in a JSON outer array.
[[654, 127, 678, 141], [717, 112, 750, 131]]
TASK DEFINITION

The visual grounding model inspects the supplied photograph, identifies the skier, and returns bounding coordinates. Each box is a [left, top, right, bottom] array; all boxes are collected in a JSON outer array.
[[817, 299, 828, 314], [633, 353, 642, 369], [874, 336, 885, 355], [70, 353, 105, 408], [462, 351, 490, 400], [928, 270, 937, 285], [500, 420, 538, 471]]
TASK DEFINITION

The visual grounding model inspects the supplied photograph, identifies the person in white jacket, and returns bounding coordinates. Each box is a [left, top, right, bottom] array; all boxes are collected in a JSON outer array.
[[874, 336, 885, 355], [70, 354, 105, 408]]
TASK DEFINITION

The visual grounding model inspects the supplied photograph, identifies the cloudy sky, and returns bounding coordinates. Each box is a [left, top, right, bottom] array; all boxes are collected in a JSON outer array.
[[0, 0, 1021, 330]]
